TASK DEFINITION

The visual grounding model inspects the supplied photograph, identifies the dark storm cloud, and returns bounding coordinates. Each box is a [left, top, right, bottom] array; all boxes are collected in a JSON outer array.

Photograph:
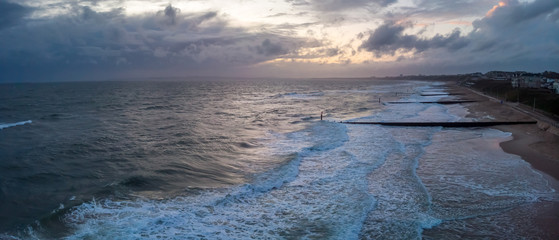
[[468, 0, 559, 54], [507, 0, 559, 22], [359, 21, 468, 56], [0, 4, 311, 82], [0, 0, 30, 29], [474, 0, 559, 28], [361, 0, 559, 72], [363, 0, 559, 75]]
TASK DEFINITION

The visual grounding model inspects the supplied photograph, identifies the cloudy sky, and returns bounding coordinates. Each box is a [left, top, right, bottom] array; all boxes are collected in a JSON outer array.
[[0, 0, 558, 82]]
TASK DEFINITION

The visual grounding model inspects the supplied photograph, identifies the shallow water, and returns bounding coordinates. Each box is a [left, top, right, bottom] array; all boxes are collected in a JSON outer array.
[[0, 78, 557, 239]]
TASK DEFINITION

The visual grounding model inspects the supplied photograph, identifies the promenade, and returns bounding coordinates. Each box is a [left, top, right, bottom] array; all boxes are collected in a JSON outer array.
[[466, 87, 559, 131]]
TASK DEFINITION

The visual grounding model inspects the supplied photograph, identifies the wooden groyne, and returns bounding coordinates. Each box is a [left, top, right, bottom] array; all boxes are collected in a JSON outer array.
[[341, 121, 537, 127], [386, 100, 477, 105], [420, 93, 465, 96]]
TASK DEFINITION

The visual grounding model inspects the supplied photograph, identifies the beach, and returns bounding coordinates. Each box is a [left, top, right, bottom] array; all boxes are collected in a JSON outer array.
[[444, 82, 559, 238], [2, 79, 559, 238], [448, 82, 559, 180]]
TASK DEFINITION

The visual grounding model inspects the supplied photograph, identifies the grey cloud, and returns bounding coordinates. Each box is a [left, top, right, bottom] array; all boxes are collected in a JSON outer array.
[[285, 0, 310, 6], [431, 30, 469, 51], [398, 0, 495, 19], [0, 3, 313, 81], [323, 48, 340, 57], [191, 12, 219, 27], [372, 0, 559, 76], [257, 39, 287, 56], [78, 5, 124, 23], [508, 0, 559, 22], [386, 0, 559, 59], [311, 0, 395, 12], [158, 4, 180, 25], [473, 0, 559, 28], [468, 0, 559, 54], [361, 23, 406, 53], [0, 0, 30, 29], [267, 13, 288, 18], [267, 12, 308, 18], [359, 21, 468, 56], [286, 0, 396, 12], [549, 8, 559, 22]]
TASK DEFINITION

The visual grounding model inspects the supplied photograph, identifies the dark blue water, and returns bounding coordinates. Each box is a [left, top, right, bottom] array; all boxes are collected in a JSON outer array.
[[1, 78, 558, 239]]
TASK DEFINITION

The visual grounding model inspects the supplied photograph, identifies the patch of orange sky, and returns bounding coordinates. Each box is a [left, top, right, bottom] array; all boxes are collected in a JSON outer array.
[[447, 21, 472, 26], [486, 1, 508, 17]]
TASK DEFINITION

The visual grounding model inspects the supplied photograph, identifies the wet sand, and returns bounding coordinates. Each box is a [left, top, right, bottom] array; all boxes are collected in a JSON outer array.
[[445, 82, 559, 181], [436, 82, 559, 238]]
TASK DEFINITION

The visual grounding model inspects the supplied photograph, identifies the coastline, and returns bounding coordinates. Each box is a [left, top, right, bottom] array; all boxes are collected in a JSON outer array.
[[444, 81, 559, 238], [446, 82, 559, 181], [495, 124, 559, 181]]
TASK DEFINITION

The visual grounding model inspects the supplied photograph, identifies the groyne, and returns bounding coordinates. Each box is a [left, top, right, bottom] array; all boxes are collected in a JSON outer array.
[[420, 93, 465, 96], [386, 100, 477, 105], [341, 121, 537, 127]]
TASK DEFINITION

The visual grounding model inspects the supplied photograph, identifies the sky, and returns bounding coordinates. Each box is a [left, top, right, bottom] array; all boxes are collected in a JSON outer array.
[[0, 0, 558, 82]]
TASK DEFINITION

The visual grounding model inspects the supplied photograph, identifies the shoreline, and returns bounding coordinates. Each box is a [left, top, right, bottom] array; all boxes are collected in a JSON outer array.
[[444, 81, 559, 238], [447, 82, 559, 181], [495, 124, 559, 181]]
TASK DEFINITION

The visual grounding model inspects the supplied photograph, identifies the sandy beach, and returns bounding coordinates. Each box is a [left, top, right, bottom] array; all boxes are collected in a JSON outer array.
[[445, 82, 559, 180], [440, 82, 559, 238]]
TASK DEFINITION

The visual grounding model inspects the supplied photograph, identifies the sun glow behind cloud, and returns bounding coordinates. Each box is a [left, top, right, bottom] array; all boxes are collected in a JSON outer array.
[[486, 1, 508, 17], [16, 0, 474, 66], [1, 0, 558, 81]]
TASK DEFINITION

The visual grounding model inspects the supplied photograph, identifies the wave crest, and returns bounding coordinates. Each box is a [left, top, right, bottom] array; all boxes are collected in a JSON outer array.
[[0, 120, 32, 130]]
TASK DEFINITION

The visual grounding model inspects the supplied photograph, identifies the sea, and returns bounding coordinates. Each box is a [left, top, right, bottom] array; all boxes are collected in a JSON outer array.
[[0, 78, 558, 239]]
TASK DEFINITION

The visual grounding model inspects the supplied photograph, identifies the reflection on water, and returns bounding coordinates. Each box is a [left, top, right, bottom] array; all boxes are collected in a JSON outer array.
[[0, 79, 557, 239]]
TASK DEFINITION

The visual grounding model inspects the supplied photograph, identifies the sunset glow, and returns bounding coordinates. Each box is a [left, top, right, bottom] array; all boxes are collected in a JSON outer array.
[[486, 1, 508, 17], [1, 0, 558, 81]]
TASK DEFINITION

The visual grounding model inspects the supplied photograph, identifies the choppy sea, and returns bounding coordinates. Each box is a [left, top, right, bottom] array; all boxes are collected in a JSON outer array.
[[1, 78, 558, 239]]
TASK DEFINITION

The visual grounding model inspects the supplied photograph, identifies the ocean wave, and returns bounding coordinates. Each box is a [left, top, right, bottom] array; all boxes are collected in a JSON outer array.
[[274, 91, 325, 99], [5, 80, 558, 239], [0, 120, 32, 130]]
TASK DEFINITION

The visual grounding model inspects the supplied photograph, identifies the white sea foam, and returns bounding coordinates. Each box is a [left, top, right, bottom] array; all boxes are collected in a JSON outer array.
[[0, 120, 32, 130], [61, 122, 375, 239], [59, 118, 372, 239], [53, 81, 558, 239], [419, 127, 558, 223]]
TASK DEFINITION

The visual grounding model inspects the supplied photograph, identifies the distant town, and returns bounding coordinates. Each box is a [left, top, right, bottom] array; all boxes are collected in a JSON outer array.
[[380, 71, 559, 94], [377, 71, 559, 118], [464, 71, 559, 94]]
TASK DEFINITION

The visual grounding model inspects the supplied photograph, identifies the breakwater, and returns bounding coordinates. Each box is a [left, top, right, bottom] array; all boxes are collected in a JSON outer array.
[[386, 100, 477, 105], [341, 121, 537, 127]]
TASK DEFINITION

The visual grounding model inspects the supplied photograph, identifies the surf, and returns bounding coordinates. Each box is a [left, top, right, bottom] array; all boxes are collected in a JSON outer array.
[[0, 120, 32, 130]]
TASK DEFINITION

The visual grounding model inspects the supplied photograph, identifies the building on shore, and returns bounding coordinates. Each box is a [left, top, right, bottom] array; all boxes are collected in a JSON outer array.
[[509, 72, 559, 94], [511, 73, 543, 89], [486, 71, 510, 81]]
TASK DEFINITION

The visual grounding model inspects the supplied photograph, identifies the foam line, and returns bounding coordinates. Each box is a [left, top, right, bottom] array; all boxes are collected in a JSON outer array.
[[0, 120, 32, 130]]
